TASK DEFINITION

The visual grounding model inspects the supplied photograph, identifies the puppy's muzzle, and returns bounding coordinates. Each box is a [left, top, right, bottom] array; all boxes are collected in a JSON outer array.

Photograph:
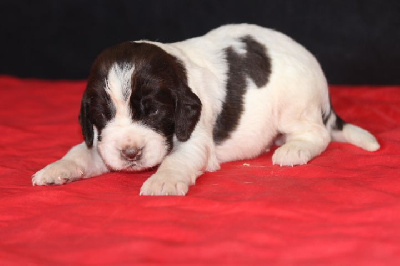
[[121, 147, 142, 161]]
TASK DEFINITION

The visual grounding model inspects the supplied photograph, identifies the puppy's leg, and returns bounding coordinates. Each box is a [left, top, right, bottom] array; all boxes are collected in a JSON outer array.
[[32, 142, 108, 185], [272, 119, 330, 166], [140, 138, 211, 196]]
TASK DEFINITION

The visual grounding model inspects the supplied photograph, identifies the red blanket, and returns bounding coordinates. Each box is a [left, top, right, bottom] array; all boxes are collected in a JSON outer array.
[[0, 76, 399, 264]]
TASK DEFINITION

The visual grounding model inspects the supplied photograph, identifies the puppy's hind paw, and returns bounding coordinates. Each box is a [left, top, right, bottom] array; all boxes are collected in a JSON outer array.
[[272, 141, 315, 166]]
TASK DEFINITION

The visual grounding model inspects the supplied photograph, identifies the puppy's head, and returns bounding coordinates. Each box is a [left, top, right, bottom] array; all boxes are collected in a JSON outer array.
[[79, 42, 201, 171]]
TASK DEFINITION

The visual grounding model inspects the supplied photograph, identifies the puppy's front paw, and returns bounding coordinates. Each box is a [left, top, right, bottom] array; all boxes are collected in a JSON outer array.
[[32, 160, 84, 186], [140, 174, 189, 196]]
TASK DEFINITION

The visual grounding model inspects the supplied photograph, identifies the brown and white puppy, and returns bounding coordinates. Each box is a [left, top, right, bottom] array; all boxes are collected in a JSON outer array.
[[32, 24, 380, 195]]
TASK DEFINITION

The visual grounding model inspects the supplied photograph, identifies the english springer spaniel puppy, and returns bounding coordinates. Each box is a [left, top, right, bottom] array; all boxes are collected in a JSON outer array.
[[32, 24, 380, 195]]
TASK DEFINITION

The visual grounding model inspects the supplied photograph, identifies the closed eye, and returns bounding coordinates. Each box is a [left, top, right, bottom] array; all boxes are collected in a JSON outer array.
[[149, 109, 159, 116]]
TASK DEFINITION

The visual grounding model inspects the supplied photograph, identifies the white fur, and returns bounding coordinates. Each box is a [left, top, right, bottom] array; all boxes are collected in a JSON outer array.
[[98, 119, 170, 171], [106, 64, 134, 117], [32, 24, 379, 195]]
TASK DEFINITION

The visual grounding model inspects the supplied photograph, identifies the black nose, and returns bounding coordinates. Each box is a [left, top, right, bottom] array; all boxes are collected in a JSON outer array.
[[121, 147, 142, 161]]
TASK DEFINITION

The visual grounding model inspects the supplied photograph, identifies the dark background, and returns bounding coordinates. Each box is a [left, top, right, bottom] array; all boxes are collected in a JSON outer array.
[[1, 0, 399, 84]]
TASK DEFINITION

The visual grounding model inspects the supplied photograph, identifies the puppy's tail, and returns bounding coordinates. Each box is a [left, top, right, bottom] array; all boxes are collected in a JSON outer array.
[[324, 109, 380, 151]]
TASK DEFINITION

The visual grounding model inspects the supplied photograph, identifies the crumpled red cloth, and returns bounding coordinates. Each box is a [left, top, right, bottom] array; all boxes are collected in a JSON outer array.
[[0, 76, 399, 264]]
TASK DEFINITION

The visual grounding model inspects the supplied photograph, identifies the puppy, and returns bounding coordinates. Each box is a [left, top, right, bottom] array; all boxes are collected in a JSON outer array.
[[32, 24, 380, 195]]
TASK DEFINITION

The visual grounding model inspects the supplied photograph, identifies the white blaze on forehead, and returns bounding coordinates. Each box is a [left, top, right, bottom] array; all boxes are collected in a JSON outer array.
[[105, 63, 135, 119]]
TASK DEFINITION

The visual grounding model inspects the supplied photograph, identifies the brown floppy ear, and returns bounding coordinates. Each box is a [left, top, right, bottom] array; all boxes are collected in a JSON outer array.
[[175, 86, 202, 142], [79, 93, 94, 148]]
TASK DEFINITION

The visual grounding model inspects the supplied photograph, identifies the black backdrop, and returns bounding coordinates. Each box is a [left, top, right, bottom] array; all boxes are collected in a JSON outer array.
[[1, 0, 399, 84]]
